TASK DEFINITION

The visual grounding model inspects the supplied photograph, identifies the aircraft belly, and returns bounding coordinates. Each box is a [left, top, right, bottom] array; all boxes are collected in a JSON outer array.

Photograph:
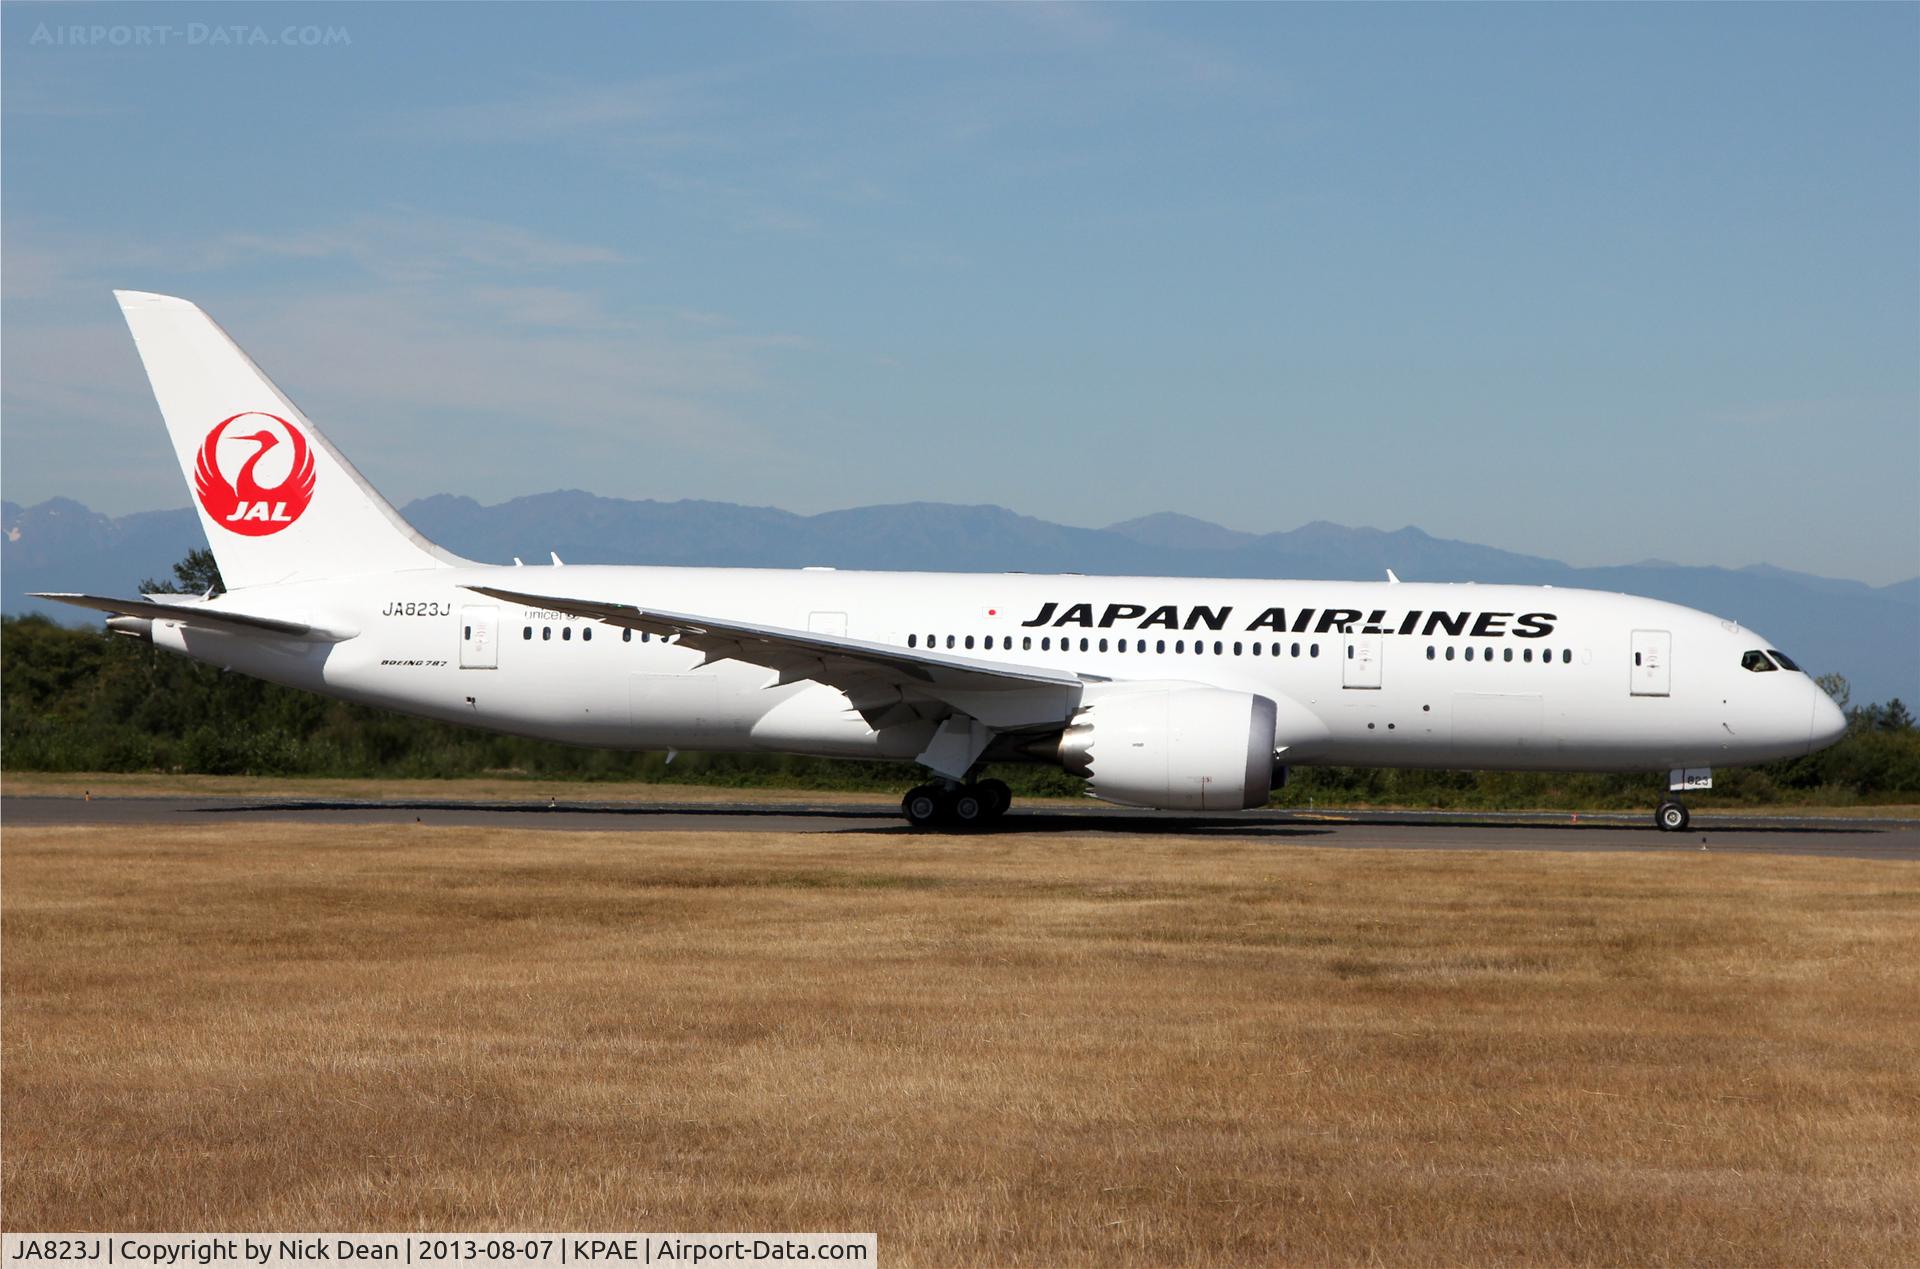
[[625, 664, 795, 750], [749, 682, 934, 759]]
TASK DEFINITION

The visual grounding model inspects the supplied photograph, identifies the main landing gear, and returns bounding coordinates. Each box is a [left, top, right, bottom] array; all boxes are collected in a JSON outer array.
[[1655, 800, 1690, 832], [902, 778, 1012, 830]]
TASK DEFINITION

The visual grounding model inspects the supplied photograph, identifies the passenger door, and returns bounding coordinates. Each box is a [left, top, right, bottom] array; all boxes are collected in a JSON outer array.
[[460, 605, 499, 669], [1343, 633, 1382, 689], [1630, 629, 1670, 696]]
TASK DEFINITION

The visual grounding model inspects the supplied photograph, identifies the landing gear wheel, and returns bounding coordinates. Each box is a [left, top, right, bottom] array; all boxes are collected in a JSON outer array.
[[1656, 800, 1690, 833], [976, 778, 1012, 820], [950, 789, 989, 828], [903, 785, 949, 830]]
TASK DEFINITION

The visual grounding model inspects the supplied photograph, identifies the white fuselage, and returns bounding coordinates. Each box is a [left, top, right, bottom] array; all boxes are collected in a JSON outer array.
[[153, 564, 1841, 776], [75, 290, 1851, 820]]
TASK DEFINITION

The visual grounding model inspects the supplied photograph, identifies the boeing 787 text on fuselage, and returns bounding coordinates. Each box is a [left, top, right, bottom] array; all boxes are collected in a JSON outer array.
[[39, 292, 1848, 831]]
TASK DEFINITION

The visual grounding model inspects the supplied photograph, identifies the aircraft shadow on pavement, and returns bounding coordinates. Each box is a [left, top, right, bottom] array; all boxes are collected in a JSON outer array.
[[194, 799, 1334, 837], [199, 799, 896, 822], [847, 814, 1338, 839], [1282, 815, 1881, 837], [185, 800, 1882, 838]]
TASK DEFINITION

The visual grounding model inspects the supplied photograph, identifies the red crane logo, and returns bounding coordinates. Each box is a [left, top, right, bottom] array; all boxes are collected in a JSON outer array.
[[194, 412, 317, 536]]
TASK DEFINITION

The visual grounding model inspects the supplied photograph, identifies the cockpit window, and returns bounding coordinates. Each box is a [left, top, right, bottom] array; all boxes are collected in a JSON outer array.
[[1741, 650, 1777, 673], [1768, 650, 1801, 672]]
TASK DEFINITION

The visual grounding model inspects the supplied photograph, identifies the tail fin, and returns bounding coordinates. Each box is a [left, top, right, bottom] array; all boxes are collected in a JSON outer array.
[[114, 290, 465, 590]]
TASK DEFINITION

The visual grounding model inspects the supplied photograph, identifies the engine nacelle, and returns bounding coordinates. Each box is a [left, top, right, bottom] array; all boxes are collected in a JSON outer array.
[[1056, 684, 1279, 811]]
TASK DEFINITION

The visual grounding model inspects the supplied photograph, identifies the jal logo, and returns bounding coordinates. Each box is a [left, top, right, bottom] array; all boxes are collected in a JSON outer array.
[[194, 412, 317, 536]]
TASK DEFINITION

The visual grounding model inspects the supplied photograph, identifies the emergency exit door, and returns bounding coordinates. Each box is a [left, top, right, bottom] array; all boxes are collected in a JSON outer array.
[[1343, 634, 1382, 689], [460, 605, 499, 669], [1630, 629, 1670, 696]]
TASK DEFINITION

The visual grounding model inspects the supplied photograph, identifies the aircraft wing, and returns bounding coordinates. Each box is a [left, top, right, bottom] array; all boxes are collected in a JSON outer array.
[[29, 593, 354, 642], [465, 585, 1088, 732]]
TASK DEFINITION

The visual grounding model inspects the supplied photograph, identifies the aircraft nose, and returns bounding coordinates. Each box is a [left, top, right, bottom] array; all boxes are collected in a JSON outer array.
[[1808, 685, 1848, 753]]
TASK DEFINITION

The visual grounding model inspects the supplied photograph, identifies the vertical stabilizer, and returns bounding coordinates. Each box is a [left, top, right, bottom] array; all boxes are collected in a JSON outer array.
[[114, 290, 464, 589]]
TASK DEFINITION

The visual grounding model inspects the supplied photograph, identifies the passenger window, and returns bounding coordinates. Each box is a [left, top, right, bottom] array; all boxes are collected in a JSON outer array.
[[1042, 637, 1051, 651], [908, 634, 917, 648], [1347, 644, 1355, 659], [1080, 638, 1090, 652], [1426, 646, 1435, 660], [1290, 642, 1301, 657], [1768, 650, 1800, 671], [623, 629, 632, 643], [1445, 646, 1455, 661], [986, 635, 995, 650], [523, 626, 533, 640], [464, 625, 472, 640], [1310, 643, 1320, 658], [542, 627, 551, 641], [1023, 636, 1032, 651], [946, 635, 956, 649], [1253, 642, 1263, 657], [1741, 650, 1775, 673], [1157, 640, 1166, 654], [1503, 647, 1511, 662], [1233, 642, 1242, 656], [562, 628, 572, 641], [1136, 639, 1146, 653], [965, 635, 975, 650], [1214, 641, 1224, 655], [1561, 650, 1571, 664], [1523, 648, 1531, 663], [1098, 638, 1109, 652], [1176, 640, 1186, 653], [1115, 639, 1125, 653], [1465, 647, 1474, 662], [583, 627, 592, 642], [1271, 643, 1281, 656]]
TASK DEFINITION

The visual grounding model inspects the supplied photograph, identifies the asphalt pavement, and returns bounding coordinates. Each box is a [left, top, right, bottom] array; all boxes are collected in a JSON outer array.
[[6, 795, 1916, 861]]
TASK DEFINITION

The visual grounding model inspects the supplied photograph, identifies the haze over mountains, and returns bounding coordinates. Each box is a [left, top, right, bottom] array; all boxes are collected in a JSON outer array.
[[7, 492, 1915, 707]]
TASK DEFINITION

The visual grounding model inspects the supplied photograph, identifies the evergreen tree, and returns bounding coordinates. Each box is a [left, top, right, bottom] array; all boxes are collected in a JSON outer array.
[[139, 548, 223, 596], [1815, 673, 1851, 712]]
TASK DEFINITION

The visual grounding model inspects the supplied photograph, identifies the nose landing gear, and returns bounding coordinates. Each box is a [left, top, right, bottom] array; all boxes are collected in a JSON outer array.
[[902, 777, 1013, 830], [1656, 800, 1690, 832]]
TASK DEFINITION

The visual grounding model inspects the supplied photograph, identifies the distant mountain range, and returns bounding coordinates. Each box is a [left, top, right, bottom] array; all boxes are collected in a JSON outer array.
[[7, 492, 1916, 706]]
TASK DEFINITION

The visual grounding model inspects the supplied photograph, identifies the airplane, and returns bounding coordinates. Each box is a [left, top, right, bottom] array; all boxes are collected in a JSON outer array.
[[37, 291, 1850, 833]]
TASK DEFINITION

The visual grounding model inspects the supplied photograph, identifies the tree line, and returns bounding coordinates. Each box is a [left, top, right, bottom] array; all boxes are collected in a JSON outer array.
[[5, 608, 1914, 808]]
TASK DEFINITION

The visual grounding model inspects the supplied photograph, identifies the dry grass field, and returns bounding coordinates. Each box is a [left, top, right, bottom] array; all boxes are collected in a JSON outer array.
[[4, 823, 1917, 1265]]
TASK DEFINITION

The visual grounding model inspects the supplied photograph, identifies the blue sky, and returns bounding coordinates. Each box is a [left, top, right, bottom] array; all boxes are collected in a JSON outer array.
[[5, 3, 1916, 584]]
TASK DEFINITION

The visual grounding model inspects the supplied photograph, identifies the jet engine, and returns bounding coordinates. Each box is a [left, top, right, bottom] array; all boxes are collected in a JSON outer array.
[[1054, 684, 1280, 811]]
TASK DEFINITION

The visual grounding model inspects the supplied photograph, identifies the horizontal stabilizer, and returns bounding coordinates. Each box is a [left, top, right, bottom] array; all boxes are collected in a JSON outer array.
[[30, 593, 355, 642]]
